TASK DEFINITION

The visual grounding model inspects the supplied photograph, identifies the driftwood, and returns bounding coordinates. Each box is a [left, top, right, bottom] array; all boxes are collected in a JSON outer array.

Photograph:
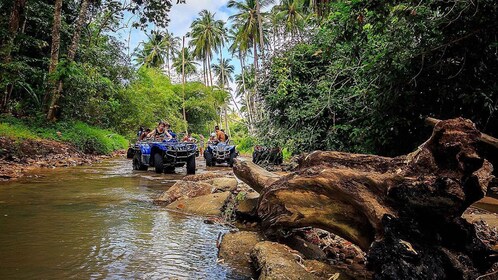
[[233, 118, 497, 279]]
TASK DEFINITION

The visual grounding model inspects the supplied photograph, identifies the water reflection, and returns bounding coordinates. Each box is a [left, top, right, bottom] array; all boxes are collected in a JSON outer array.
[[0, 158, 245, 279]]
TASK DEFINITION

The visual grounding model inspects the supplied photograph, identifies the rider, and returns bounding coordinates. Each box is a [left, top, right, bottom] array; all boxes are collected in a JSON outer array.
[[147, 121, 172, 140], [182, 132, 196, 143], [139, 128, 151, 140], [215, 126, 226, 142]]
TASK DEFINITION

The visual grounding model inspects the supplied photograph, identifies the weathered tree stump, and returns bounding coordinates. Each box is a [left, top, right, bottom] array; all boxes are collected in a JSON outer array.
[[234, 118, 497, 279]]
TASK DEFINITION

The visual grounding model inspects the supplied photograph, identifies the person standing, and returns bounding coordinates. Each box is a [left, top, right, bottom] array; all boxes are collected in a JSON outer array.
[[198, 134, 205, 156]]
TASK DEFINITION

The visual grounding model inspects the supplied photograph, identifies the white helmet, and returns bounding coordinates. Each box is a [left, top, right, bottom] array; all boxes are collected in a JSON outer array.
[[210, 133, 216, 137]]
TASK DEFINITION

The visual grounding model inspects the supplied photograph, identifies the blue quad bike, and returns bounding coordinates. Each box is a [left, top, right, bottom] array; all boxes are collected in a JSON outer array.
[[204, 141, 238, 167], [131, 138, 198, 174]]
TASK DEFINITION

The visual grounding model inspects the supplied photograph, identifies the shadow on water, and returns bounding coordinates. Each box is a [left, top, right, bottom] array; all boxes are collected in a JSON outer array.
[[0, 158, 247, 279]]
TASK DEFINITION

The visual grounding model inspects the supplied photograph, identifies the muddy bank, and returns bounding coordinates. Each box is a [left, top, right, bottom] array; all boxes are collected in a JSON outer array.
[[0, 136, 120, 180]]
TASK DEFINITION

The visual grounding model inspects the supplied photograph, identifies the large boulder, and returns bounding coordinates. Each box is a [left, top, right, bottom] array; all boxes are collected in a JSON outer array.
[[218, 231, 265, 277], [166, 192, 231, 216], [154, 181, 214, 205], [212, 177, 239, 192]]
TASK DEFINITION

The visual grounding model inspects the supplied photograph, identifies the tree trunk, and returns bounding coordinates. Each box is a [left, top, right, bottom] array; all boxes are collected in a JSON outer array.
[[239, 54, 254, 134], [181, 36, 186, 124], [167, 52, 171, 77], [67, 0, 89, 61], [255, 0, 265, 62], [234, 118, 497, 279], [47, 0, 90, 121], [43, 0, 63, 111], [208, 55, 213, 87], [1, 0, 27, 111]]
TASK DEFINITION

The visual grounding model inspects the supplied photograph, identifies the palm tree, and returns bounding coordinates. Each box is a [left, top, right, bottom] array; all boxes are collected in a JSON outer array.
[[163, 31, 181, 77], [212, 58, 235, 88], [135, 32, 175, 68], [172, 47, 198, 77], [188, 10, 226, 86], [276, 0, 305, 40]]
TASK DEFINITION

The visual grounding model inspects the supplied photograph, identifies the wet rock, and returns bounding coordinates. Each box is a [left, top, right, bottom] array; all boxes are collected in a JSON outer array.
[[212, 177, 238, 192], [218, 231, 265, 277], [235, 192, 260, 218], [281, 235, 327, 260], [183, 172, 228, 182], [166, 192, 231, 216], [251, 241, 350, 280], [154, 181, 214, 205]]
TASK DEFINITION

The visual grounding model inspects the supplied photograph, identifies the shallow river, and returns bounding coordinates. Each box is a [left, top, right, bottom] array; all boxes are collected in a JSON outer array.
[[0, 158, 245, 279]]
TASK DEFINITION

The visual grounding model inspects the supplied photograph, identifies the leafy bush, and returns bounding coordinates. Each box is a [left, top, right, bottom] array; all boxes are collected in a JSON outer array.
[[0, 115, 128, 155], [259, 0, 498, 156]]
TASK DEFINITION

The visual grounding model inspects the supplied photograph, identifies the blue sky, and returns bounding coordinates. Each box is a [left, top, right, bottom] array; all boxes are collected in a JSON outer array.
[[114, 0, 243, 84]]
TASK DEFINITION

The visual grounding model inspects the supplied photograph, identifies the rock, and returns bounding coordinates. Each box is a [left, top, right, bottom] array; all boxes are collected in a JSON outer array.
[[166, 192, 231, 216], [251, 241, 350, 280], [236, 192, 260, 217], [154, 181, 214, 205], [281, 235, 327, 260], [302, 260, 356, 280], [183, 172, 228, 182], [218, 231, 265, 277], [212, 177, 238, 192]]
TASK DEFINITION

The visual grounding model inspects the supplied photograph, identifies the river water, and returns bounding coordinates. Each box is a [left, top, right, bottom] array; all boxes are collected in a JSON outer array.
[[0, 158, 245, 279]]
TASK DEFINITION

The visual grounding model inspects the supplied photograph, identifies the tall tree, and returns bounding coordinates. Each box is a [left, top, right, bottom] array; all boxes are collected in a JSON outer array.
[[134, 31, 173, 68], [47, 0, 92, 121], [164, 31, 180, 77], [44, 0, 63, 110], [1, 0, 27, 111], [188, 10, 226, 86], [172, 47, 198, 77], [276, 0, 305, 39]]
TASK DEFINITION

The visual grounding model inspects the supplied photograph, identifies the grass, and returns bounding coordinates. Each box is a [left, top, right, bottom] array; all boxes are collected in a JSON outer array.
[[0, 115, 128, 155]]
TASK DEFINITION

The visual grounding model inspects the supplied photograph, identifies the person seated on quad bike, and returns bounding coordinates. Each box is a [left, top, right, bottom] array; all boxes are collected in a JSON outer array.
[[138, 128, 151, 141], [221, 129, 229, 143], [208, 132, 218, 144], [215, 126, 226, 143], [182, 132, 196, 143], [147, 121, 172, 141]]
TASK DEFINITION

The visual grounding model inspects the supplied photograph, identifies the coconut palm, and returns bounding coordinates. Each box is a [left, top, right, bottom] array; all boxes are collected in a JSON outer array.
[[163, 31, 181, 77], [188, 10, 227, 86], [172, 47, 198, 77], [212, 58, 235, 88], [133, 31, 180, 71], [276, 0, 305, 39], [134, 32, 170, 68]]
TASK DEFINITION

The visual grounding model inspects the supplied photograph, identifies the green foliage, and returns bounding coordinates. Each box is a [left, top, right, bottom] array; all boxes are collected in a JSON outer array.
[[0, 115, 128, 154], [259, 0, 498, 156]]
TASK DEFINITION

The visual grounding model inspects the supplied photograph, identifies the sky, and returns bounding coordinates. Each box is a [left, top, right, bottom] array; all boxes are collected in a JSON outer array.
[[115, 0, 242, 86]]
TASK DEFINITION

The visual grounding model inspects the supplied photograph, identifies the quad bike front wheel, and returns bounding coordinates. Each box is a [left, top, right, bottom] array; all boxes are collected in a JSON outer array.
[[204, 150, 214, 167], [154, 153, 164, 173], [133, 151, 148, 171], [186, 155, 196, 174]]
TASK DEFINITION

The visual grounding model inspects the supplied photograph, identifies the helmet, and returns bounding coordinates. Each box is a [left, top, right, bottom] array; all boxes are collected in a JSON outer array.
[[210, 133, 216, 137]]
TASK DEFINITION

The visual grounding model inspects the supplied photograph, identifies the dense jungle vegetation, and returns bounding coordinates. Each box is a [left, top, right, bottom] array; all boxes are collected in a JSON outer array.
[[0, 0, 496, 156]]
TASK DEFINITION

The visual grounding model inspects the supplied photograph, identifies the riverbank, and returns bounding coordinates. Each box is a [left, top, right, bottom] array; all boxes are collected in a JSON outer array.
[[0, 116, 128, 180], [0, 136, 125, 180]]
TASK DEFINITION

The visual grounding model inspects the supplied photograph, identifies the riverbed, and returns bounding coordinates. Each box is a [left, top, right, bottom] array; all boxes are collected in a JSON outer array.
[[0, 158, 245, 279]]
